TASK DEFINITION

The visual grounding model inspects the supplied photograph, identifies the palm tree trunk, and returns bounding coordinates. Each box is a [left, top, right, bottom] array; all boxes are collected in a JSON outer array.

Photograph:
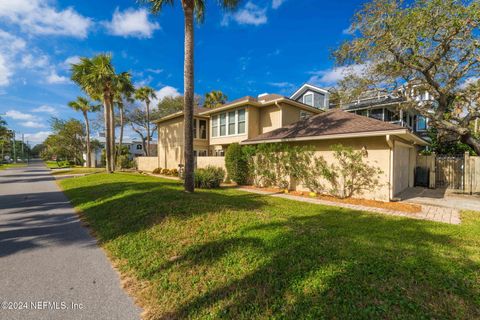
[[117, 103, 124, 164], [103, 97, 112, 173], [84, 111, 91, 168], [183, 2, 195, 193], [109, 96, 116, 171], [146, 101, 150, 157]]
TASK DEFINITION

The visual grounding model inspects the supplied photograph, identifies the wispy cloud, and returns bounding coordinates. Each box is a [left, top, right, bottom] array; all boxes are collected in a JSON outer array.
[[222, 2, 268, 26], [24, 131, 51, 144], [0, 0, 92, 38], [272, 0, 287, 9], [32, 105, 58, 116], [22, 121, 47, 128], [46, 71, 70, 84], [5, 110, 36, 121], [308, 64, 368, 85], [104, 8, 160, 38]]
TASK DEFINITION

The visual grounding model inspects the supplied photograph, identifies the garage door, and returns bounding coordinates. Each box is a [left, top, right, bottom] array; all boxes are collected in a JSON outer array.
[[393, 145, 410, 196]]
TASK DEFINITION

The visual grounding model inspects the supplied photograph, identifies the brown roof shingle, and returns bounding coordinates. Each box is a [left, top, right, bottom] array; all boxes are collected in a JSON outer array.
[[243, 109, 407, 143]]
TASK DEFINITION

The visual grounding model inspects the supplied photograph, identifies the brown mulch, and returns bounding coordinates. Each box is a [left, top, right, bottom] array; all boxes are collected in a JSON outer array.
[[242, 186, 422, 214]]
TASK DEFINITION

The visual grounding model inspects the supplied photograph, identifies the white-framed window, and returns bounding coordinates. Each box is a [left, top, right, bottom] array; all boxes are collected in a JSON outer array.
[[211, 108, 246, 137], [238, 109, 246, 134], [193, 119, 197, 138], [220, 113, 226, 136], [416, 116, 428, 132], [228, 111, 236, 135], [212, 115, 218, 137], [303, 93, 313, 106]]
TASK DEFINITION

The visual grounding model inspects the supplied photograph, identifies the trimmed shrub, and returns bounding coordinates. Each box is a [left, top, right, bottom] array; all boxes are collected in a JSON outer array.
[[194, 166, 225, 189], [225, 143, 249, 185], [152, 168, 162, 174], [161, 168, 170, 175], [169, 168, 179, 176]]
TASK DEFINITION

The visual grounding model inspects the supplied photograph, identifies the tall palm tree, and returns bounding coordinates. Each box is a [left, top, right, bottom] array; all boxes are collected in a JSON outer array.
[[140, 0, 241, 192], [71, 54, 119, 173], [113, 72, 135, 163], [204, 90, 228, 108], [134, 86, 157, 156], [67, 97, 100, 167]]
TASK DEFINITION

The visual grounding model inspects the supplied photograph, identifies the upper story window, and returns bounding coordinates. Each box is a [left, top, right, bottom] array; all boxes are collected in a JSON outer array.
[[416, 116, 428, 132], [211, 108, 246, 137], [300, 111, 310, 120], [194, 118, 208, 140], [303, 93, 314, 106], [136, 144, 142, 150]]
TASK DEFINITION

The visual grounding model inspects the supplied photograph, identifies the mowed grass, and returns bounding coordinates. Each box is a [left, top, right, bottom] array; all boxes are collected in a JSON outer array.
[[59, 173, 480, 320], [0, 163, 27, 170], [50, 167, 105, 175]]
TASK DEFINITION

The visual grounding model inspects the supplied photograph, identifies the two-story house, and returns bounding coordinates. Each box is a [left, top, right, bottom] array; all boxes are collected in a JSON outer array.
[[155, 94, 322, 169], [290, 84, 430, 138]]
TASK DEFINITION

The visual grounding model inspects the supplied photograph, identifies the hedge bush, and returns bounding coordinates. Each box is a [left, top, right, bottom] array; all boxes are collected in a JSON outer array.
[[152, 168, 162, 174], [194, 166, 225, 189], [225, 143, 250, 185]]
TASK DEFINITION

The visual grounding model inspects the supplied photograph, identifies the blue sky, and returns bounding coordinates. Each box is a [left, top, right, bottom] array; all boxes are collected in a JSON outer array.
[[0, 0, 365, 145]]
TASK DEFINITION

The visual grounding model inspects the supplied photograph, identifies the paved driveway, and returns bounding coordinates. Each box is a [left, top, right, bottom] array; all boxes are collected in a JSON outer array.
[[399, 187, 480, 212], [0, 161, 141, 320]]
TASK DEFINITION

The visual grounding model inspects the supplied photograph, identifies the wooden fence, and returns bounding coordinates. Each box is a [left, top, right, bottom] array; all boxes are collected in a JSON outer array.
[[416, 152, 480, 194]]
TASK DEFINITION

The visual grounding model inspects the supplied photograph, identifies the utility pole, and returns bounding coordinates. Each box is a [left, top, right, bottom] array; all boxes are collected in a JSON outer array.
[[12, 130, 16, 163], [21, 133, 25, 161]]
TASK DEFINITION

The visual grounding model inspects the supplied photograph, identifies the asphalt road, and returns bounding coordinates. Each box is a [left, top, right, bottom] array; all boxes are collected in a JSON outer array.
[[0, 160, 141, 320]]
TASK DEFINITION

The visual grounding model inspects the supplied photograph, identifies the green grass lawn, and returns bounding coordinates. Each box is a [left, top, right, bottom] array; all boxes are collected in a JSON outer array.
[[59, 173, 480, 320], [0, 163, 27, 170], [50, 167, 105, 175]]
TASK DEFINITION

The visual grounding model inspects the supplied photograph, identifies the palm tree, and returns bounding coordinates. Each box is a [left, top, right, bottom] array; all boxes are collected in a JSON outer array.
[[71, 54, 119, 173], [113, 72, 135, 164], [134, 86, 157, 156], [140, 0, 241, 192], [204, 90, 228, 108], [67, 97, 100, 167]]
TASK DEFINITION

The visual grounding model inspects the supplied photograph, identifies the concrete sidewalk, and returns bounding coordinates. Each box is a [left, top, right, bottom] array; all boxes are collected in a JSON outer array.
[[0, 160, 141, 320]]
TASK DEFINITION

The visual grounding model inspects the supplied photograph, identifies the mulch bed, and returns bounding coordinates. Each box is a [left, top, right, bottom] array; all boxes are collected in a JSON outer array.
[[242, 185, 422, 214]]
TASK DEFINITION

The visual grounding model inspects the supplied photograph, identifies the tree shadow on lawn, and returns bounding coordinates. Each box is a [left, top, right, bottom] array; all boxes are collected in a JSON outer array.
[[60, 175, 480, 319], [157, 213, 480, 319]]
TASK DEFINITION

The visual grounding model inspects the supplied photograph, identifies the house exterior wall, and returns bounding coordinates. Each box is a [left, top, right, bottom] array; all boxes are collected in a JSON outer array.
[[280, 103, 312, 126], [259, 105, 281, 134], [136, 156, 159, 172], [291, 136, 393, 202]]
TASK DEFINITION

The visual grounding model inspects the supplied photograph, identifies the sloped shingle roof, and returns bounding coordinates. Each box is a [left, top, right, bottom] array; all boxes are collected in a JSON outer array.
[[243, 109, 406, 143]]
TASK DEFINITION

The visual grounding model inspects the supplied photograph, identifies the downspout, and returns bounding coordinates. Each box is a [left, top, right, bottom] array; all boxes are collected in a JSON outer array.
[[386, 135, 394, 201]]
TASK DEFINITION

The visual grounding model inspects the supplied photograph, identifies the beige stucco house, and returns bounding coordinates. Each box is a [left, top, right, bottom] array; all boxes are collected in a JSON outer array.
[[153, 93, 428, 202]]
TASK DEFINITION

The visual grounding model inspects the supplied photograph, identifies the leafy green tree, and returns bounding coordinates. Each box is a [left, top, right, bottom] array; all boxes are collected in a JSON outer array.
[[140, 0, 242, 192], [135, 86, 157, 156], [68, 97, 101, 167], [204, 90, 228, 108], [126, 106, 163, 155], [334, 0, 480, 154], [225, 143, 249, 185], [42, 118, 85, 165]]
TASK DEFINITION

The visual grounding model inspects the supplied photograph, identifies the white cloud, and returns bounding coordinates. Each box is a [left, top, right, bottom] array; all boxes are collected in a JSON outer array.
[[21, 54, 50, 69], [5, 110, 36, 121], [222, 2, 267, 26], [146, 68, 163, 74], [0, 0, 92, 38], [272, 0, 286, 9], [64, 55, 81, 67], [22, 121, 47, 128], [105, 8, 160, 38], [46, 71, 70, 84], [0, 54, 12, 86], [308, 64, 368, 85], [150, 86, 181, 107], [24, 131, 51, 144], [32, 105, 58, 115], [269, 82, 294, 88], [342, 25, 358, 35]]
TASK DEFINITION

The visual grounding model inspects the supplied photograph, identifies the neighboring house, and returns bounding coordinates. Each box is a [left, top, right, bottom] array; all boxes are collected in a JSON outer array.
[[153, 90, 429, 201], [83, 137, 157, 167], [291, 84, 431, 138]]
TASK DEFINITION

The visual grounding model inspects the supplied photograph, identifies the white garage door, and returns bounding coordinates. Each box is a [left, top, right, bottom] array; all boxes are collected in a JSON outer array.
[[393, 145, 411, 196]]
